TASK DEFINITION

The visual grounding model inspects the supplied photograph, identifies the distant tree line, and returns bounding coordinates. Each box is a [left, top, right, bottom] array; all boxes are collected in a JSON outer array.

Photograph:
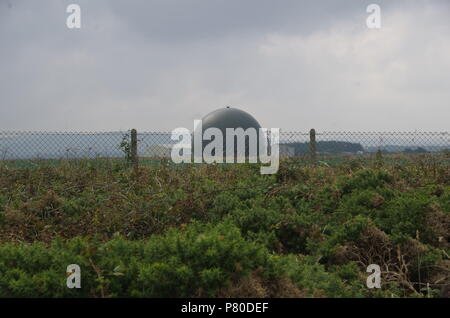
[[283, 141, 364, 156]]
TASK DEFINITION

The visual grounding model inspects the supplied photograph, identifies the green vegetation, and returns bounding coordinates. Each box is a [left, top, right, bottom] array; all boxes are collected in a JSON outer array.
[[0, 154, 448, 298]]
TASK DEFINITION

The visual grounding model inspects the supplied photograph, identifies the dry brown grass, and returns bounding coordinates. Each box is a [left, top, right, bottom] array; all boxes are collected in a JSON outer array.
[[218, 272, 307, 298]]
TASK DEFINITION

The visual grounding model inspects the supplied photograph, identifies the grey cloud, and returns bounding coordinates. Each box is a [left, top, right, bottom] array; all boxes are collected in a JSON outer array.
[[0, 0, 449, 131]]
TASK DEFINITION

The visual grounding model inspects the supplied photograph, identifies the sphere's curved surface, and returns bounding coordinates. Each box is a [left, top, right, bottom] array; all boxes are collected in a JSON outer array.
[[201, 107, 262, 133], [193, 107, 262, 159]]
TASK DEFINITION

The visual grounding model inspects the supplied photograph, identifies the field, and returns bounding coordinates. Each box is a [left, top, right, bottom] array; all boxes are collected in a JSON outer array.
[[0, 154, 449, 298]]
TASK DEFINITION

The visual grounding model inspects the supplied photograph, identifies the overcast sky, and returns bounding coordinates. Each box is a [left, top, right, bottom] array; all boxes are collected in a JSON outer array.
[[1, 0, 449, 131]]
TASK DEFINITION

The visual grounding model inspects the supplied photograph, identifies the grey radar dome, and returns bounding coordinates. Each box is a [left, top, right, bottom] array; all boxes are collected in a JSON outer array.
[[193, 107, 263, 160], [201, 107, 262, 133]]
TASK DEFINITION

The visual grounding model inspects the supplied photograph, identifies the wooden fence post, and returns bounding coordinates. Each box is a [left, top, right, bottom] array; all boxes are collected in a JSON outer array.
[[309, 128, 317, 163], [130, 129, 138, 174]]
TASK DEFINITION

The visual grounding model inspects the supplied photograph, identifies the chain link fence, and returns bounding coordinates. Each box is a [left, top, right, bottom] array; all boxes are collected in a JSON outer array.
[[0, 130, 448, 165], [279, 131, 449, 156]]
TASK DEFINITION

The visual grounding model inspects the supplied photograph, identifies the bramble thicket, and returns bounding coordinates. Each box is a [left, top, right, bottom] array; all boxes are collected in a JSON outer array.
[[0, 154, 448, 297]]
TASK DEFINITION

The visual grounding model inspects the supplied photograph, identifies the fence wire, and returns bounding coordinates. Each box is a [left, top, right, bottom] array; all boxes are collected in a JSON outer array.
[[0, 131, 448, 163]]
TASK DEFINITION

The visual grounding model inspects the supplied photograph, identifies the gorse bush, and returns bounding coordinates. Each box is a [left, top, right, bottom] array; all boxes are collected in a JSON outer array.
[[0, 222, 267, 297], [0, 221, 344, 298], [0, 156, 448, 297], [336, 168, 393, 195]]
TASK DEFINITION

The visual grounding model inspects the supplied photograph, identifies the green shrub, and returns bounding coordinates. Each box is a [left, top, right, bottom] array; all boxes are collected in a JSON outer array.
[[227, 202, 314, 254], [0, 222, 275, 297], [0, 159, 448, 298], [337, 169, 393, 195], [375, 191, 434, 243]]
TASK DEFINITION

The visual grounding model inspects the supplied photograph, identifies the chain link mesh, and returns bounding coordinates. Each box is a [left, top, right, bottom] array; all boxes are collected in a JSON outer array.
[[0, 130, 448, 164]]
